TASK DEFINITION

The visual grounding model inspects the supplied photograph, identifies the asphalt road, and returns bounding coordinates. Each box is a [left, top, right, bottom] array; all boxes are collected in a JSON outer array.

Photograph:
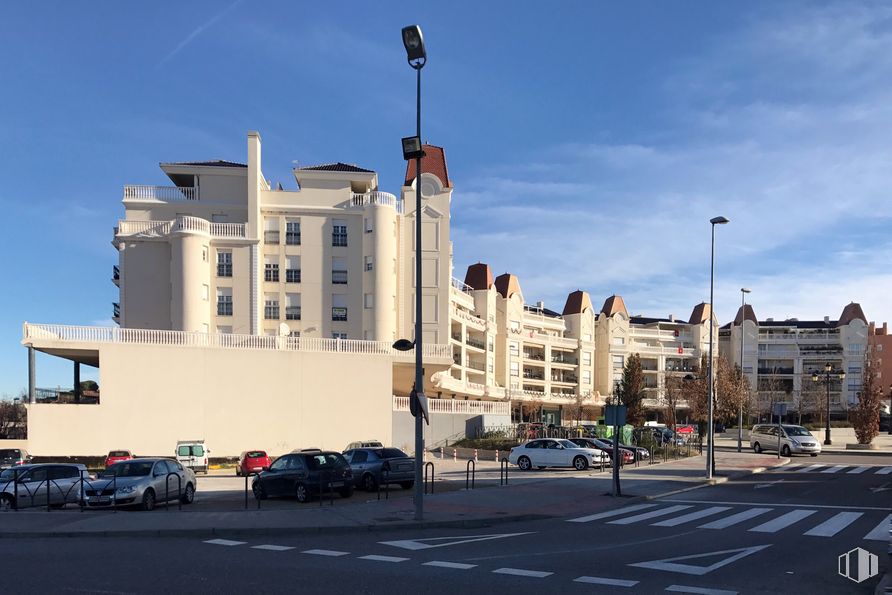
[[1, 453, 888, 594]]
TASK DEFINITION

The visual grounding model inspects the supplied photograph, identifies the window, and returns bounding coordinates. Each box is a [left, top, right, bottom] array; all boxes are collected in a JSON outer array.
[[848, 343, 864, 352], [332, 257, 347, 284], [202, 284, 209, 301], [216, 251, 232, 277], [202, 246, 208, 262], [509, 342, 519, 356], [264, 217, 279, 244], [264, 294, 279, 320], [285, 220, 301, 245], [264, 257, 279, 282], [613, 337, 625, 346], [583, 351, 592, 366], [364, 218, 373, 233], [583, 333, 592, 342], [877, 344, 884, 352], [510, 362, 519, 377], [365, 256, 373, 271], [332, 219, 347, 246], [286, 294, 301, 320], [216, 288, 232, 316], [332, 332, 348, 340], [612, 355, 624, 368], [583, 371, 591, 384], [332, 295, 347, 321], [364, 293, 374, 309], [286, 256, 300, 283]]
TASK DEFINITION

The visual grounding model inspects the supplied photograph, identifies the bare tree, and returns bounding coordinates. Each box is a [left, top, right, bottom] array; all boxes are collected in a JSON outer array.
[[793, 376, 822, 425], [616, 353, 647, 427], [661, 374, 684, 433], [852, 348, 883, 444], [681, 355, 710, 424], [0, 400, 27, 439], [715, 356, 750, 425]]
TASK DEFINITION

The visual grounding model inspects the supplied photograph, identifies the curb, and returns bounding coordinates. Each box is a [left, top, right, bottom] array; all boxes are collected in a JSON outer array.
[[645, 457, 791, 501]]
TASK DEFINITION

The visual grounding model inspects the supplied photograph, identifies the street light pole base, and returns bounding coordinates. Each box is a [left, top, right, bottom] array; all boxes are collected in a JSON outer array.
[[823, 439, 832, 446]]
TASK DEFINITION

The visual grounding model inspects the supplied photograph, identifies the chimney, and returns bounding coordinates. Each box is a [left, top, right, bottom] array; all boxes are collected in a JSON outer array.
[[824, 316, 830, 324], [669, 314, 675, 322], [766, 317, 774, 322], [884, 322, 889, 335], [536, 300, 544, 310]]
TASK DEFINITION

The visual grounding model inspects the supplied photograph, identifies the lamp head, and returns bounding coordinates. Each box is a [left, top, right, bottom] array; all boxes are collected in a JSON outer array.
[[401, 25, 426, 67], [812, 373, 819, 383], [824, 362, 832, 373], [741, 288, 751, 294], [838, 371, 846, 381], [710, 216, 730, 225]]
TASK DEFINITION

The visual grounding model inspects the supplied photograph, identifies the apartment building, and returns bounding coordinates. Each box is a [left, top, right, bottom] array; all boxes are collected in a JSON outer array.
[[719, 303, 871, 415]]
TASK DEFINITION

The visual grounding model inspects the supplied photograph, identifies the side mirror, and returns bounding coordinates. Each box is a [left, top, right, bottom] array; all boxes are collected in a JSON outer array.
[[262, 466, 269, 472]]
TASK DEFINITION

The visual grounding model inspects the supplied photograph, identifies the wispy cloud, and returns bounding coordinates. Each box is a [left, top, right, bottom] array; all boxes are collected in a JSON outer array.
[[157, 0, 244, 67]]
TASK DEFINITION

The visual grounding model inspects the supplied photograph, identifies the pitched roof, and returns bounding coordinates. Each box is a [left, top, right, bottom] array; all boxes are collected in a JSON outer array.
[[733, 304, 758, 325], [689, 302, 712, 324], [298, 162, 375, 173], [162, 160, 247, 168], [562, 290, 593, 316], [494, 273, 522, 299], [464, 263, 493, 290], [404, 144, 452, 188], [600, 295, 629, 318], [837, 302, 868, 327]]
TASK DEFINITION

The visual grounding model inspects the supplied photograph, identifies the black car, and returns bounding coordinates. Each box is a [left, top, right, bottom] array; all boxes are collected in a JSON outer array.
[[343, 447, 415, 491], [252, 451, 353, 503]]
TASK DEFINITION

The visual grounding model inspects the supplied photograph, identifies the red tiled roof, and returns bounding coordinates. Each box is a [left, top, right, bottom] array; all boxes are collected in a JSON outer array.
[[404, 145, 451, 187], [464, 263, 493, 290], [563, 290, 593, 316]]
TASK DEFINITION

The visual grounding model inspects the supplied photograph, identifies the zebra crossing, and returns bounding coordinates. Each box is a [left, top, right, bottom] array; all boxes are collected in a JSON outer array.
[[771, 463, 892, 475], [567, 503, 890, 542]]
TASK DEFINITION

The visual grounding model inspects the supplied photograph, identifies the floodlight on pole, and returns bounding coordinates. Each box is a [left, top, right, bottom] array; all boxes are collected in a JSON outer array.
[[707, 215, 729, 480]]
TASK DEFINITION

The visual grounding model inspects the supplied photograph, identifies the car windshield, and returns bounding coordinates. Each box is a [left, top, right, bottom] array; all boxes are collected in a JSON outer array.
[[557, 440, 578, 449], [783, 426, 811, 436], [373, 448, 408, 459], [246, 451, 266, 458], [305, 453, 347, 470], [0, 449, 21, 458], [102, 461, 153, 477], [0, 467, 25, 481], [108, 451, 130, 457]]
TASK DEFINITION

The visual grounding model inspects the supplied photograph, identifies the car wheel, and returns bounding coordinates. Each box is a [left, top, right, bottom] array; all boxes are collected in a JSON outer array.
[[517, 456, 532, 471], [180, 483, 195, 505], [141, 489, 156, 512], [400, 481, 414, 490], [295, 483, 309, 503], [0, 494, 16, 511], [338, 485, 354, 499], [537, 466, 546, 470], [573, 456, 588, 471], [781, 445, 791, 457], [252, 482, 267, 500], [235, 468, 241, 477], [753, 442, 762, 454], [362, 473, 378, 492], [810, 453, 818, 457]]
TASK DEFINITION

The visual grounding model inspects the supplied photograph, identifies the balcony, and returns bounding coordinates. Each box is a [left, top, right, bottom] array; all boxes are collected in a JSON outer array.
[[116, 218, 246, 240], [551, 354, 578, 366], [551, 374, 578, 385], [523, 370, 545, 381], [758, 367, 794, 375], [350, 191, 402, 213], [466, 337, 486, 351], [523, 351, 545, 361], [123, 185, 199, 202], [112, 265, 119, 286], [466, 360, 485, 372]]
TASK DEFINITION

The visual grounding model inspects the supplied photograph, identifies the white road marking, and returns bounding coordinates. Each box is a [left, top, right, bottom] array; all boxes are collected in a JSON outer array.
[[574, 576, 639, 587], [864, 514, 892, 541], [302, 549, 349, 557], [423, 561, 477, 570], [803, 511, 863, 537], [699, 508, 773, 529], [846, 466, 870, 474], [358, 555, 409, 563], [251, 544, 295, 551], [796, 464, 825, 473], [203, 539, 246, 546], [629, 544, 771, 576], [652, 506, 731, 527], [380, 532, 533, 550], [875, 466, 892, 475], [493, 568, 552, 578], [749, 509, 816, 533], [609, 505, 693, 525], [662, 499, 888, 511], [567, 503, 658, 523], [665, 585, 738, 595], [820, 465, 847, 474]]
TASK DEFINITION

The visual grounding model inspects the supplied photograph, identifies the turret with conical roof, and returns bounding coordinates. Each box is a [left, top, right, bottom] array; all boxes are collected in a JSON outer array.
[[464, 263, 493, 291], [600, 295, 629, 318], [563, 290, 593, 316], [494, 273, 522, 300]]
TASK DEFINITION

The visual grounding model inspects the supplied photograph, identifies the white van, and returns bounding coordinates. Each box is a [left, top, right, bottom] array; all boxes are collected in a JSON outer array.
[[175, 440, 210, 474], [749, 424, 821, 457]]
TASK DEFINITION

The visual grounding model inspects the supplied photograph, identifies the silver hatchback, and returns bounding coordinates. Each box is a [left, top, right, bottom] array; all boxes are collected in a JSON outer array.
[[0, 464, 89, 510], [84, 458, 197, 510]]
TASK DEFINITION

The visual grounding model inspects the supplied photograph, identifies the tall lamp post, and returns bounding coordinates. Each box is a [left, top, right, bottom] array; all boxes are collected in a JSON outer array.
[[737, 287, 751, 453], [888, 384, 892, 436], [401, 24, 428, 522], [706, 215, 729, 480], [811, 363, 845, 446]]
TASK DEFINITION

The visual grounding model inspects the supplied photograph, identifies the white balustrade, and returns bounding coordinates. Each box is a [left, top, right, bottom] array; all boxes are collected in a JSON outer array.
[[123, 185, 199, 201], [116, 219, 246, 240], [350, 191, 402, 213], [391, 396, 509, 415]]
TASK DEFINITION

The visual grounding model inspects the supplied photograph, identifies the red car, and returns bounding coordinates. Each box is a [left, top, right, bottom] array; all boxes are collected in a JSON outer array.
[[236, 450, 272, 476], [104, 450, 133, 468]]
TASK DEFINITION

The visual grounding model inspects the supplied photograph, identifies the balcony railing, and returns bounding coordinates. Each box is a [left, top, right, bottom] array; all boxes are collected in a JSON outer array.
[[451, 277, 473, 294], [466, 337, 485, 350], [112, 303, 120, 321], [116, 217, 246, 240], [350, 191, 402, 213], [123, 185, 199, 201], [393, 396, 509, 416], [112, 265, 119, 286]]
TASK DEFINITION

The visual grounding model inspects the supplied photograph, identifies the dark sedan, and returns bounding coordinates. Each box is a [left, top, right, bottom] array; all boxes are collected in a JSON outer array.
[[252, 451, 353, 503], [343, 447, 415, 491], [569, 437, 635, 464]]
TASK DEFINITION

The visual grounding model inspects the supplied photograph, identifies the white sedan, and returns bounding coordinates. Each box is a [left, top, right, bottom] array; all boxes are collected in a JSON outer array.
[[508, 438, 609, 471]]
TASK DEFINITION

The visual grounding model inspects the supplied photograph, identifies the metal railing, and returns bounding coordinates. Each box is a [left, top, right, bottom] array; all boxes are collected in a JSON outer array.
[[123, 185, 199, 201]]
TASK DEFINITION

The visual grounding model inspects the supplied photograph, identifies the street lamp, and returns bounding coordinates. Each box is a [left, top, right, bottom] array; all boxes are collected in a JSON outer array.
[[811, 363, 845, 446], [401, 24, 427, 522], [707, 215, 729, 480], [888, 384, 892, 436], [737, 287, 751, 453]]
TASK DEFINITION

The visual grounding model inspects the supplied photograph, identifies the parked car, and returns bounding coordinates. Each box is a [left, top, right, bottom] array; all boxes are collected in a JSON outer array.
[[236, 450, 272, 476], [750, 424, 820, 457], [619, 443, 651, 460], [569, 437, 634, 464], [508, 438, 608, 471], [252, 450, 353, 503], [85, 458, 196, 511], [0, 448, 32, 469], [0, 463, 88, 510], [343, 447, 414, 491], [175, 440, 210, 474], [104, 450, 133, 468], [344, 440, 383, 451]]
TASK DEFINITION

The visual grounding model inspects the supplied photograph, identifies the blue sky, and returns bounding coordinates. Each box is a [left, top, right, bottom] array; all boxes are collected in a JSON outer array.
[[1, 1, 891, 398]]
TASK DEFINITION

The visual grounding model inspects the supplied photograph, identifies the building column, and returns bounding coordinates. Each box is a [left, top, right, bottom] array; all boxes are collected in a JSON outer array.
[[74, 362, 81, 404], [28, 346, 36, 404]]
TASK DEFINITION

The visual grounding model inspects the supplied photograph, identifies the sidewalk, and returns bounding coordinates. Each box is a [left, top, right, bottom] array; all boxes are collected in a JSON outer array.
[[715, 427, 892, 454], [0, 451, 787, 539]]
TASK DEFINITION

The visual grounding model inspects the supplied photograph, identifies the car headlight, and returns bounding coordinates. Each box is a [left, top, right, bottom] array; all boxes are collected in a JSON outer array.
[[116, 486, 135, 494]]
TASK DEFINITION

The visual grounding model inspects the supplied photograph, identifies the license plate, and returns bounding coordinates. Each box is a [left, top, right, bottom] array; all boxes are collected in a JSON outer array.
[[90, 497, 111, 504]]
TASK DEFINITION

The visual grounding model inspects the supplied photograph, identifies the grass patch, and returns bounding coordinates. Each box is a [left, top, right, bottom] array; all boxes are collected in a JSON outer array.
[[452, 438, 520, 451]]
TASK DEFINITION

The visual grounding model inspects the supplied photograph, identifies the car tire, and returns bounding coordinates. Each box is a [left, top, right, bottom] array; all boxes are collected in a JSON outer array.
[[0, 494, 15, 511], [180, 483, 195, 505], [295, 483, 309, 503], [400, 481, 414, 490], [810, 453, 818, 457], [235, 468, 241, 477], [781, 445, 791, 457], [362, 473, 378, 492], [573, 456, 588, 471], [141, 489, 156, 512], [537, 466, 546, 470], [252, 482, 267, 500], [753, 442, 762, 453], [338, 485, 354, 499], [517, 456, 532, 471]]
